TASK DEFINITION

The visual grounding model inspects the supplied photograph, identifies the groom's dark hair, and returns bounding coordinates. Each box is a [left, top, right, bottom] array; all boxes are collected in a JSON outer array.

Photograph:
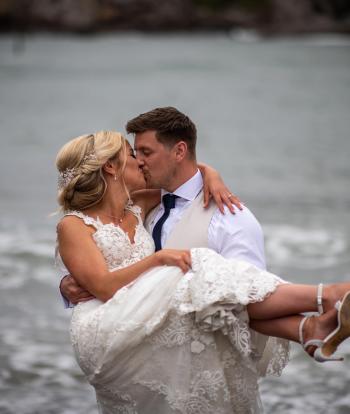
[[126, 107, 197, 158]]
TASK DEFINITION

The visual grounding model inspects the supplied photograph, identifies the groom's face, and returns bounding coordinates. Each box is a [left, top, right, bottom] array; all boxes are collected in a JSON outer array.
[[134, 130, 176, 190]]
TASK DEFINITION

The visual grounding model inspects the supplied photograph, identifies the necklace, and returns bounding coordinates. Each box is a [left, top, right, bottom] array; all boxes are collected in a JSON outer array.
[[99, 210, 125, 224]]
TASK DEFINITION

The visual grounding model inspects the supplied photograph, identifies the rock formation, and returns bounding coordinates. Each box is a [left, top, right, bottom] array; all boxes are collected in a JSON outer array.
[[0, 0, 349, 34]]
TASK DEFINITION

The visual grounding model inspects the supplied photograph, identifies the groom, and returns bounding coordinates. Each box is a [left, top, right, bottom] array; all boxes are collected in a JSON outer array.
[[60, 106, 266, 303]]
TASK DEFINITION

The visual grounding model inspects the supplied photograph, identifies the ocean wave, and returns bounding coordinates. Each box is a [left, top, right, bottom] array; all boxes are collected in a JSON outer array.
[[0, 225, 58, 289], [263, 224, 348, 269], [0, 228, 55, 261]]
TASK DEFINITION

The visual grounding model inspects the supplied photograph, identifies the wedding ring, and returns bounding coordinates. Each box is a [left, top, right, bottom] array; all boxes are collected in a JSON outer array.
[[228, 193, 233, 199]]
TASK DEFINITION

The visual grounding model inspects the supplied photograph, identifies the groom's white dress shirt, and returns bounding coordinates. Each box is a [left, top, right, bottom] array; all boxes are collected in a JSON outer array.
[[149, 170, 266, 270]]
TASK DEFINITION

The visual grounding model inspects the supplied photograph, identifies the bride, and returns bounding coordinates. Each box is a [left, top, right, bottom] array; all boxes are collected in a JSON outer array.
[[56, 130, 350, 414]]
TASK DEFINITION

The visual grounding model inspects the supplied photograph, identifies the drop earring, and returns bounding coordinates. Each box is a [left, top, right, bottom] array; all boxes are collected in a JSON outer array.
[[114, 174, 117, 181]]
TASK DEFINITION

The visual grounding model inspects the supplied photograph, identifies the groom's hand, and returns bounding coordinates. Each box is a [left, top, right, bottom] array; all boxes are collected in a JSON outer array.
[[60, 274, 95, 304]]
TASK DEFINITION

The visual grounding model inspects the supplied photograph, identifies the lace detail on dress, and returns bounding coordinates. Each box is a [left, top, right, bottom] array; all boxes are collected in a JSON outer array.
[[133, 326, 263, 414], [64, 210, 100, 228], [95, 384, 138, 414], [135, 370, 231, 414], [145, 312, 194, 349], [64, 204, 155, 273], [167, 247, 287, 360], [264, 337, 290, 377]]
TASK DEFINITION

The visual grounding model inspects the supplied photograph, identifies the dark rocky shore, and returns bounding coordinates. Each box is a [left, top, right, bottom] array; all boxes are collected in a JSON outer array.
[[0, 0, 350, 35]]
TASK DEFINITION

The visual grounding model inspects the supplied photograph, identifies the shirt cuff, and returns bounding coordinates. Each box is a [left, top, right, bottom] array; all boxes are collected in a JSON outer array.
[[59, 274, 75, 309], [61, 293, 74, 309]]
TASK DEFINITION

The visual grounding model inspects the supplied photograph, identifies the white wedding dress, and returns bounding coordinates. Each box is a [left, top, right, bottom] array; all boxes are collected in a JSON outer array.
[[57, 204, 290, 414]]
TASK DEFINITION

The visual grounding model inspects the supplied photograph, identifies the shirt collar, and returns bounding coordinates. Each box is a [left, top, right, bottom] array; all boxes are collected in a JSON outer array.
[[161, 169, 203, 201]]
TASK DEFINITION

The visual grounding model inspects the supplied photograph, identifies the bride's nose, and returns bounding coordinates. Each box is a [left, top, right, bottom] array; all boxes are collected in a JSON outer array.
[[136, 157, 144, 167]]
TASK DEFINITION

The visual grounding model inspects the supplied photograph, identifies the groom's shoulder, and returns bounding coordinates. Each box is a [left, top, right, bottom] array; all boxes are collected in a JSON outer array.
[[211, 204, 263, 237]]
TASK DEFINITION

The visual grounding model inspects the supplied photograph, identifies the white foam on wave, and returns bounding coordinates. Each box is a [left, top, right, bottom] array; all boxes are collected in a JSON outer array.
[[263, 224, 348, 269], [0, 224, 58, 288], [0, 255, 29, 288], [0, 228, 55, 259]]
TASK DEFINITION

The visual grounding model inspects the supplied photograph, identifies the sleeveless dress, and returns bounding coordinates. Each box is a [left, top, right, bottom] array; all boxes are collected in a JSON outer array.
[[56, 204, 290, 414]]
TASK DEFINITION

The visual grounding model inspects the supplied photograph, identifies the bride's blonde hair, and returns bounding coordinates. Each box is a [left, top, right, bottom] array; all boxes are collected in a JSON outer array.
[[56, 131, 126, 212]]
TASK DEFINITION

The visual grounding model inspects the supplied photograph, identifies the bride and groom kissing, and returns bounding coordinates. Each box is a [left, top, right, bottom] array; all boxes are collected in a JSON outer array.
[[56, 106, 350, 413]]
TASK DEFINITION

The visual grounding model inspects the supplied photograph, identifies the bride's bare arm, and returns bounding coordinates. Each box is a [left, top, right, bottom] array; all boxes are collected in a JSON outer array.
[[198, 162, 242, 214], [57, 216, 191, 302]]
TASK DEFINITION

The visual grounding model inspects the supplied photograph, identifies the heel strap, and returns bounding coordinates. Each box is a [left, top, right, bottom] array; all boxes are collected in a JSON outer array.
[[303, 339, 324, 349], [317, 283, 324, 314], [299, 316, 324, 350], [299, 316, 308, 346]]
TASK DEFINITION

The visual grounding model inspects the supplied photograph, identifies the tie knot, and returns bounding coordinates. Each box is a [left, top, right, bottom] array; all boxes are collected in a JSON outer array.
[[162, 194, 177, 210]]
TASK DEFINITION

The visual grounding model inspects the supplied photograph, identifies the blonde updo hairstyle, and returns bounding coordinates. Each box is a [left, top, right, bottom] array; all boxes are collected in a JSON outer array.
[[56, 131, 126, 212]]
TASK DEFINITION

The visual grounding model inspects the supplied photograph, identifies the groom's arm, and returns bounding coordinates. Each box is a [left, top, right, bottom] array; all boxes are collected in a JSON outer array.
[[60, 274, 95, 307], [208, 205, 266, 270]]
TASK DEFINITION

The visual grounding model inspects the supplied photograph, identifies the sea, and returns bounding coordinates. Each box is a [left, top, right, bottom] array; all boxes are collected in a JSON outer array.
[[0, 32, 350, 414]]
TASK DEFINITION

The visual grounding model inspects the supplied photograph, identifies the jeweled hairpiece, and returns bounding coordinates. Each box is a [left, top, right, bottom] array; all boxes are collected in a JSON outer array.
[[83, 152, 97, 163], [58, 152, 97, 190], [58, 168, 77, 190], [57, 151, 97, 190]]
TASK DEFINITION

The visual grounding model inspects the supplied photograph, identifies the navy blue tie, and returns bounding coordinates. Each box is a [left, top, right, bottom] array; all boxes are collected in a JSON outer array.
[[152, 194, 178, 251]]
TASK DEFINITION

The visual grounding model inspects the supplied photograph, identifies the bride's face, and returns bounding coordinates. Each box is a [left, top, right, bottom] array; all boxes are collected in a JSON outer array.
[[121, 141, 146, 192]]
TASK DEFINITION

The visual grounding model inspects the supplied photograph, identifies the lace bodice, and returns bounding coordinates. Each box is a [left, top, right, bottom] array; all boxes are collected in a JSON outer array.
[[64, 203, 155, 271]]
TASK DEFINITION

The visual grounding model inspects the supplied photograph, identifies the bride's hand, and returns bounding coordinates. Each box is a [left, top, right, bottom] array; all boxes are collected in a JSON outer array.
[[198, 163, 242, 214], [155, 249, 192, 273]]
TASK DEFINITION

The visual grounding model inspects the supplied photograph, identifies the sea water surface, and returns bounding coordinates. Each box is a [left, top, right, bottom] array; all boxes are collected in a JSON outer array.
[[0, 33, 350, 413]]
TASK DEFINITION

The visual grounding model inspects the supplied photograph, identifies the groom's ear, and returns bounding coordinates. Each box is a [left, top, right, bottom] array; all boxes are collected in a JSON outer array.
[[173, 141, 187, 162]]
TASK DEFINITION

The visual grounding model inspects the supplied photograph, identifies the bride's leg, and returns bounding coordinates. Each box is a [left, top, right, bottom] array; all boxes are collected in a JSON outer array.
[[250, 309, 338, 346], [247, 284, 316, 320], [247, 283, 350, 320], [251, 315, 302, 342]]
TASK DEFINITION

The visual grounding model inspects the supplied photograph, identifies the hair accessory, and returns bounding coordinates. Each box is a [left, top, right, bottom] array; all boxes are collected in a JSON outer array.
[[58, 168, 77, 190], [83, 152, 97, 163], [57, 152, 98, 190]]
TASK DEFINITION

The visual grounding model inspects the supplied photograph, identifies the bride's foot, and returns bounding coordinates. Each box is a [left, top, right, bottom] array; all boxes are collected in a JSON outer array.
[[302, 311, 336, 355], [300, 309, 342, 361], [314, 291, 350, 361]]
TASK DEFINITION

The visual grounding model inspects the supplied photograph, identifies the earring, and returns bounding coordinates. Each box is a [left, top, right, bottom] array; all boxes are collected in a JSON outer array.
[[114, 174, 117, 181]]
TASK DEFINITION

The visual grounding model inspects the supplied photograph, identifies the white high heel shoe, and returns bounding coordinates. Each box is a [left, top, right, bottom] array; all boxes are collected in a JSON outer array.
[[298, 316, 325, 360], [298, 284, 344, 362], [299, 315, 343, 362], [298, 283, 326, 360], [313, 290, 350, 362]]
